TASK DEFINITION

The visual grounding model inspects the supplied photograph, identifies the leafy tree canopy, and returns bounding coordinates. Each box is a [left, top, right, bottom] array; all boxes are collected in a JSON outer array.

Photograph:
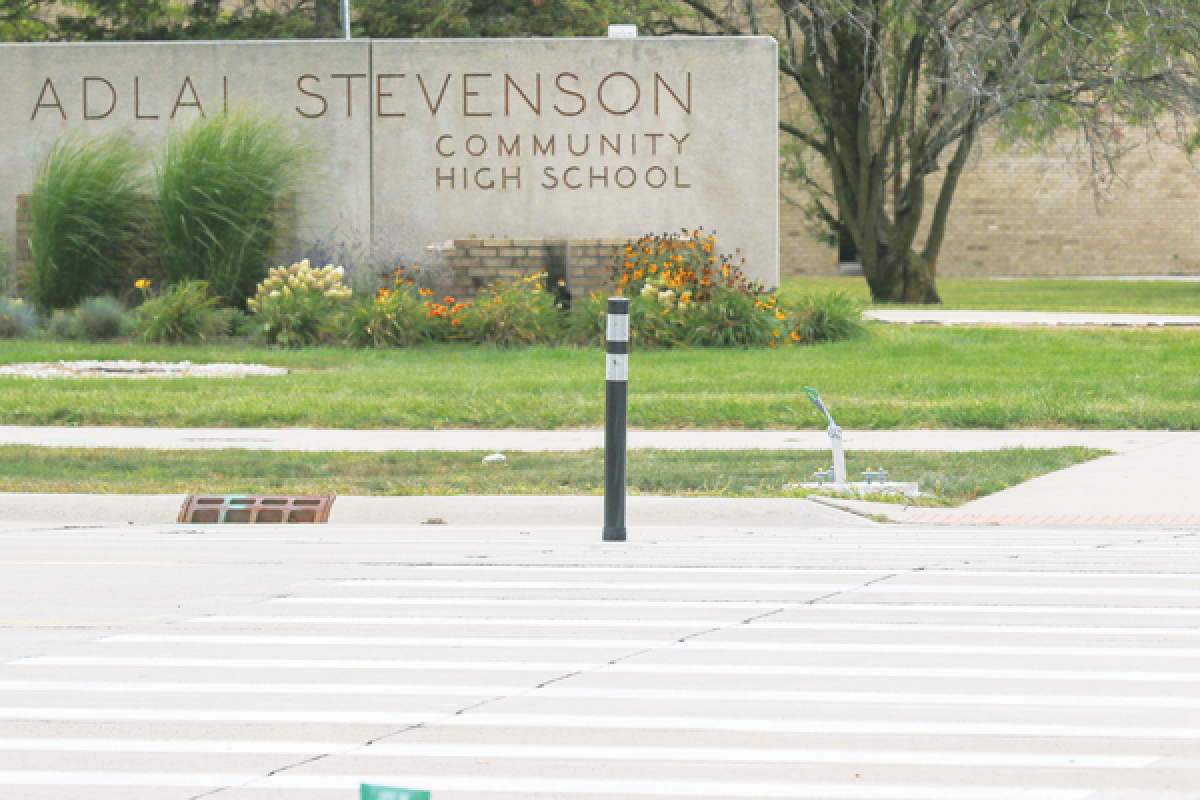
[[667, 0, 1200, 302]]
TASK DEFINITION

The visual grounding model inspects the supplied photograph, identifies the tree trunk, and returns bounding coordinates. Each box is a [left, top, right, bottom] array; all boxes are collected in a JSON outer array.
[[314, 0, 341, 37], [864, 246, 941, 304]]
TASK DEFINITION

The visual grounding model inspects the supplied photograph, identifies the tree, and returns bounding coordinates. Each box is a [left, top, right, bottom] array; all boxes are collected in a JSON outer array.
[[1, 0, 48, 40], [352, 0, 672, 38], [664, 0, 1200, 303]]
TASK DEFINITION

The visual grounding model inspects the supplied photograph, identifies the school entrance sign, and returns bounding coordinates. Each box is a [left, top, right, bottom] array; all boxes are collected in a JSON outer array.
[[2, 37, 779, 288]]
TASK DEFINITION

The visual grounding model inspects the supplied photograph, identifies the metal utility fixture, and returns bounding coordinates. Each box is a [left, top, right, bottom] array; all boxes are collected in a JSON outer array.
[[805, 387, 846, 484]]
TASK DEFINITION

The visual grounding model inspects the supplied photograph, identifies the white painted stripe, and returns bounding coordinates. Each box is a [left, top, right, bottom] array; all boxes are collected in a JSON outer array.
[[335, 579, 1200, 597], [0, 681, 516, 697], [0, 772, 244, 789], [274, 597, 780, 609], [196, 616, 1200, 637], [815, 604, 1200, 616], [0, 709, 434, 724], [18, 656, 1200, 683], [681, 641, 1200, 657], [748, 622, 1200, 637], [197, 615, 732, 628], [860, 585, 1200, 597], [13, 657, 590, 671], [0, 771, 1093, 798], [103, 634, 662, 648], [609, 664, 1200, 683], [0, 740, 1156, 768], [333, 580, 863, 591], [0, 710, 1196, 739], [274, 597, 1200, 615], [102, 634, 1200, 657], [445, 714, 1200, 740], [400, 565, 1188, 579], [406, 566, 891, 575], [1, 682, 1194, 709]]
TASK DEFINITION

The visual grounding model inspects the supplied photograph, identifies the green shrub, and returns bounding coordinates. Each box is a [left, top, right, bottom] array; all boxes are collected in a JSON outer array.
[[346, 286, 433, 347], [248, 260, 353, 347], [29, 132, 150, 310], [132, 280, 222, 344], [679, 288, 784, 347], [566, 291, 607, 346], [46, 309, 84, 340], [460, 273, 563, 347], [75, 296, 130, 340], [790, 290, 867, 344], [158, 110, 310, 308], [0, 298, 37, 339], [606, 229, 785, 348]]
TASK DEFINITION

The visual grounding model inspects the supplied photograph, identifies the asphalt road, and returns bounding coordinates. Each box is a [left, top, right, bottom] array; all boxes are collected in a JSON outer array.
[[1, 520, 1198, 798]]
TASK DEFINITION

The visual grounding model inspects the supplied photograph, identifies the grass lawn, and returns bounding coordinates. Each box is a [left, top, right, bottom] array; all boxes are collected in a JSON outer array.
[[0, 445, 1102, 506], [780, 276, 1200, 314], [0, 325, 1196, 430]]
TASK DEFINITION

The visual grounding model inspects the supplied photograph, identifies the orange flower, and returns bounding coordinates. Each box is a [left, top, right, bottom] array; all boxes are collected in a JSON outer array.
[[444, 297, 455, 304]]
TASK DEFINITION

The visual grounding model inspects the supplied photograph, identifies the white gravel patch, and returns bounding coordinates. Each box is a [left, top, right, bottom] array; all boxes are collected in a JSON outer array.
[[0, 361, 289, 379]]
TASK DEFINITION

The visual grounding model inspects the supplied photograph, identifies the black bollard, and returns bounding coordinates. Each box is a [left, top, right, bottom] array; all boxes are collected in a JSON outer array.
[[603, 296, 629, 542]]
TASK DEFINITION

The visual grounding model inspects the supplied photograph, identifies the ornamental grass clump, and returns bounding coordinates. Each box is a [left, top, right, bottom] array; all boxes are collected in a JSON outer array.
[[249, 260, 353, 347], [158, 110, 310, 308], [460, 272, 563, 347], [29, 132, 151, 311], [132, 280, 223, 344], [789, 290, 867, 344]]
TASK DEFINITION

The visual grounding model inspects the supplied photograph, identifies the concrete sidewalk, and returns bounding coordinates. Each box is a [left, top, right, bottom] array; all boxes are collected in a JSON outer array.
[[0, 425, 1184, 453], [0, 494, 862, 530], [0, 427, 1195, 527], [865, 309, 1200, 326]]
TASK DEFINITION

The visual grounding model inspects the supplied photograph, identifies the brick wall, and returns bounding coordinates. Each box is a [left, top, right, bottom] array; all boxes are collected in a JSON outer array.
[[13, 196, 31, 293], [779, 136, 1200, 279], [438, 237, 633, 303]]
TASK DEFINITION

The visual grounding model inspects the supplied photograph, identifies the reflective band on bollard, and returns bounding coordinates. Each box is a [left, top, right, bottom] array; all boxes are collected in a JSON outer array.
[[604, 296, 629, 542]]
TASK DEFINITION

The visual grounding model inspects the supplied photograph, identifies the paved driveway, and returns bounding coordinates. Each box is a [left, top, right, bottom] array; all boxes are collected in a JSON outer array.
[[1, 521, 1198, 798]]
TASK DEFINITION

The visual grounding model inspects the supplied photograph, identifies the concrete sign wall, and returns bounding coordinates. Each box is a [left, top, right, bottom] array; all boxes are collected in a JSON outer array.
[[1, 37, 779, 289]]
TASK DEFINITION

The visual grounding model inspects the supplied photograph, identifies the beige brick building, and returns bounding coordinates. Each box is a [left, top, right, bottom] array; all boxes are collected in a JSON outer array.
[[779, 134, 1200, 279]]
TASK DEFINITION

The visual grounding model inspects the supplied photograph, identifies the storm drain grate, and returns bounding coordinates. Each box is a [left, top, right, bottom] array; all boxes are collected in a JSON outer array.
[[178, 494, 335, 524]]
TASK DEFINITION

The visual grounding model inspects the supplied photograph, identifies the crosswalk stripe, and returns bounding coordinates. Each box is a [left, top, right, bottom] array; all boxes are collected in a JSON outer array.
[[0, 771, 1095, 798], [15, 657, 1200, 683], [332, 580, 865, 590], [334, 579, 1200, 598], [0, 739, 1157, 767], [440, 714, 1200, 740], [274, 597, 1200, 615], [0, 709, 434, 723], [399, 565, 1191, 579], [273, 597, 786, 609], [194, 615, 1200, 636], [0, 709, 1197, 739], [198, 615, 734, 628], [0, 682, 1195, 708], [100, 634, 1200, 657]]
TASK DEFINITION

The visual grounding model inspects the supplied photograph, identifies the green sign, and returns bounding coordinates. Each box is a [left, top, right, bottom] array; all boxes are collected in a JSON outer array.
[[361, 784, 431, 800]]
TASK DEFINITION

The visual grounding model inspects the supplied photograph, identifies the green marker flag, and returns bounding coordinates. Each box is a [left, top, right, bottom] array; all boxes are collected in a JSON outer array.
[[361, 784, 431, 800]]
